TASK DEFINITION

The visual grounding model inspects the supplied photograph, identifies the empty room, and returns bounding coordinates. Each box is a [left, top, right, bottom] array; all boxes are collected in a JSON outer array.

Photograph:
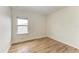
[[1, 6, 79, 53]]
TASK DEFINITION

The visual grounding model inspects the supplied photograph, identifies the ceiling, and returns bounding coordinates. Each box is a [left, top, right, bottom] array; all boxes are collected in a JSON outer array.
[[13, 6, 65, 15]]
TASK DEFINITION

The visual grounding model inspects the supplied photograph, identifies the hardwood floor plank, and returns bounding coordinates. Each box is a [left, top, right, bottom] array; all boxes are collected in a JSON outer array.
[[9, 37, 79, 53]]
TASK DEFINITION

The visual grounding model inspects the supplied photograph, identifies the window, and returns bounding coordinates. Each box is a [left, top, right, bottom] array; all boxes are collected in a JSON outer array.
[[16, 17, 28, 34]]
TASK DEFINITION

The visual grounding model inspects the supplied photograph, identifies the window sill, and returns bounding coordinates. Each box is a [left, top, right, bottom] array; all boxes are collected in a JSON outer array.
[[16, 32, 29, 35]]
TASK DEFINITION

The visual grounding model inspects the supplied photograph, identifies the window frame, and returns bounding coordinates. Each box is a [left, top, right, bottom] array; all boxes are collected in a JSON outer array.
[[16, 17, 29, 35]]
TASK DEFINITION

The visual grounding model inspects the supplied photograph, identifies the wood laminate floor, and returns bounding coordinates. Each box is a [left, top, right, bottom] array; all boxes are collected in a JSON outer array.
[[9, 37, 79, 53]]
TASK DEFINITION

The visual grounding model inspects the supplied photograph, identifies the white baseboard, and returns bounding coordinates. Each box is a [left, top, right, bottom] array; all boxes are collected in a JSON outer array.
[[12, 35, 46, 44], [48, 36, 79, 49], [11, 35, 79, 49]]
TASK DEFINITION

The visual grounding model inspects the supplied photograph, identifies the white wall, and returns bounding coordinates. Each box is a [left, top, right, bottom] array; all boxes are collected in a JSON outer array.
[[0, 7, 11, 52], [12, 6, 79, 49], [12, 8, 46, 43], [47, 7, 79, 48]]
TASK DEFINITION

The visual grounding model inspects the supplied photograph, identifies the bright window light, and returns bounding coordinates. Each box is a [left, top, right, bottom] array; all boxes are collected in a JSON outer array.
[[16, 17, 28, 34]]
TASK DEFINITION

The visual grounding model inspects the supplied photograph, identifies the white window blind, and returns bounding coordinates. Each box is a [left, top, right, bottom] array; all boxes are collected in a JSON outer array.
[[16, 17, 28, 34]]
